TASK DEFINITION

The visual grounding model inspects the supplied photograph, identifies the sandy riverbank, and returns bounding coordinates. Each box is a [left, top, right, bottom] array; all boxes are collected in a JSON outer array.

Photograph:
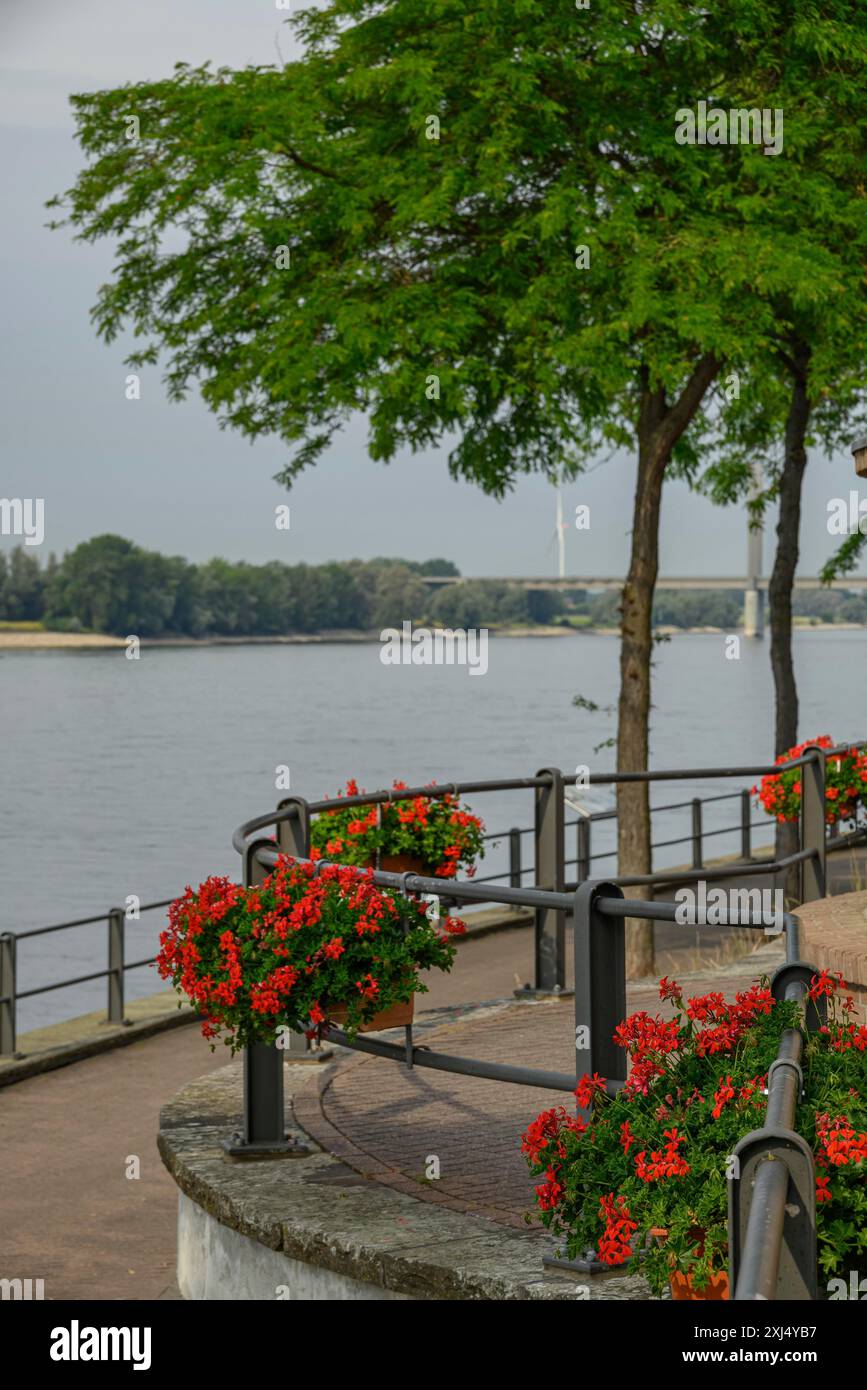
[[1, 621, 864, 650], [0, 630, 125, 650], [0, 627, 575, 650]]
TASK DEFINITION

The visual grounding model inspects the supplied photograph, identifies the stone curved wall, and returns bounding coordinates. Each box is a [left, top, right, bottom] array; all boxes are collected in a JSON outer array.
[[159, 1058, 650, 1302]]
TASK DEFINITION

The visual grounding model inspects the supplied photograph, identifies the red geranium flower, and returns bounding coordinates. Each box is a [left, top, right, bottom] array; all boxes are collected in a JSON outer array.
[[575, 1072, 607, 1108]]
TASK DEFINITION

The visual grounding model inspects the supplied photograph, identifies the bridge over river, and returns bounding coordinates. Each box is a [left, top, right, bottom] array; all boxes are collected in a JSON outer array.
[[418, 572, 867, 637], [419, 573, 867, 591]]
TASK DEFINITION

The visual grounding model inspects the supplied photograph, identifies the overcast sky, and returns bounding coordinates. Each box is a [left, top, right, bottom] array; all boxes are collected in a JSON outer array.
[[1, 0, 863, 578]]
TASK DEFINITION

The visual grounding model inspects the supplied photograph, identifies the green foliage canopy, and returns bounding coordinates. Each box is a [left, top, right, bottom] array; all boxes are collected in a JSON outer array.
[[51, 0, 865, 493]]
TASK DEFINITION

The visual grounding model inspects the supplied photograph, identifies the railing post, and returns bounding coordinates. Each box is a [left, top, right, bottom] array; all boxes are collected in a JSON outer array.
[[576, 815, 591, 885], [224, 836, 308, 1158], [531, 767, 566, 993], [276, 797, 319, 1059], [691, 798, 703, 870], [245, 838, 283, 1146], [107, 907, 125, 1024], [573, 881, 626, 1092], [741, 789, 752, 861], [799, 746, 827, 903], [508, 827, 521, 889], [277, 795, 311, 864], [0, 932, 17, 1056]]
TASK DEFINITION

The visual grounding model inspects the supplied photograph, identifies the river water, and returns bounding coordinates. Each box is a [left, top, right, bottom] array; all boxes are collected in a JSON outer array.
[[2, 629, 863, 1031]]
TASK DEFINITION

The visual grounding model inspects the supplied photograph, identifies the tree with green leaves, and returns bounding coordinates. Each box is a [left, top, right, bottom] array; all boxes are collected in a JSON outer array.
[[699, 18, 867, 780], [50, 0, 867, 972], [0, 548, 46, 622], [45, 534, 189, 634]]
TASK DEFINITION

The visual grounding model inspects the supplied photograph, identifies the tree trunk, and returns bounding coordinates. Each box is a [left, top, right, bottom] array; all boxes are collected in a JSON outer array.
[[617, 355, 720, 976], [618, 430, 664, 976], [768, 341, 811, 902]]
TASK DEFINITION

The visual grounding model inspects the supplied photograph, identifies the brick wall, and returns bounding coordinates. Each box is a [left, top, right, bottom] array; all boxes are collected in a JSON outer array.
[[797, 890, 867, 1026]]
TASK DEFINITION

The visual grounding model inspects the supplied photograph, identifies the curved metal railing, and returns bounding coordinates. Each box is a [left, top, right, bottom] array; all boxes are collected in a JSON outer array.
[[3, 747, 854, 1297], [7, 742, 862, 1056], [227, 745, 864, 1300]]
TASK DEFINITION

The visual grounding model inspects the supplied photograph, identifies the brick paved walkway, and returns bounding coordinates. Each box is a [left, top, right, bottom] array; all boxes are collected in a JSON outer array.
[[295, 939, 786, 1231], [0, 1024, 228, 1300]]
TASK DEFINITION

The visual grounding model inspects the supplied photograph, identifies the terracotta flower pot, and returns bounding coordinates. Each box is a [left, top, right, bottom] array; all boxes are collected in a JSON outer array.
[[370, 853, 430, 876], [667, 1267, 729, 1301], [327, 996, 414, 1033], [648, 1228, 729, 1301]]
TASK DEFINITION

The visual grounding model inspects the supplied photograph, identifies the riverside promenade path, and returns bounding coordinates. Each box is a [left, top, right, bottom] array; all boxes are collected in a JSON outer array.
[[295, 937, 786, 1231], [0, 924, 784, 1301]]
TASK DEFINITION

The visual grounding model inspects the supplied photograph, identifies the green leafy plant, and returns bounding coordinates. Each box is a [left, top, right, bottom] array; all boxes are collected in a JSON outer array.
[[157, 856, 465, 1048], [522, 972, 867, 1295], [310, 779, 485, 878]]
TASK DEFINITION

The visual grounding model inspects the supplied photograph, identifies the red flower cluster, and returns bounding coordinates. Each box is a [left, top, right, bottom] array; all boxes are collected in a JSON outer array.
[[615, 1007, 682, 1097], [521, 1105, 587, 1209], [534, 1167, 564, 1211], [597, 1194, 638, 1265], [816, 1114, 867, 1169], [250, 964, 299, 1016], [711, 1075, 736, 1119], [739, 1075, 765, 1105], [521, 1105, 587, 1166], [754, 736, 867, 826], [809, 969, 844, 1000], [690, 985, 775, 1057], [634, 1128, 691, 1182], [523, 967, 866, 1297], [822, 1022, 867, 1052], [157, 856, 458, 1049], [574, 1071, 607, 1108], [620, 1119, 636, 1154], [614, 1012, 680, 1054], [309, 778, 485, 879]]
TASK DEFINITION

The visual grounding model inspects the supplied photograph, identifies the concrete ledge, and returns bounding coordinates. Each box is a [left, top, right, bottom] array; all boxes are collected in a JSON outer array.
[[158, 1047, 652, 1302], [177, 1190, 411, 1300]]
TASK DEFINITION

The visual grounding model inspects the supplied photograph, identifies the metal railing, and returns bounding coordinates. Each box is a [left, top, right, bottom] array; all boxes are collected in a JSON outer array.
[[233, 743, 854, 1001], [225, 743, 866, 1298], [230, 827, 819, 1298], [729, 964, 825, 1301], [4, 745, 859, 1295], [5, 743, 864, 1054], [0, 899, 173, 1056], [477, 785, 767, 888]]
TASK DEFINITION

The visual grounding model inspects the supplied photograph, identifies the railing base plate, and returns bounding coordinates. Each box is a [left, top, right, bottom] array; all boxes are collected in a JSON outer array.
[[543, 1253, 605, 1276], [513, 985, 574, 1001], [221, 1131, 312, 1162]]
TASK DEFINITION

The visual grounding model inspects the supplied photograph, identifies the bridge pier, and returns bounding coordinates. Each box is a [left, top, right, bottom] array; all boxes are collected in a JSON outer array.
[[743, 587, 764, 638]]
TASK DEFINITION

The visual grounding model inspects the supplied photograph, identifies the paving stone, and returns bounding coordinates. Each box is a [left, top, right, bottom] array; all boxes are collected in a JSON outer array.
[[303, 940, 787, 1229]]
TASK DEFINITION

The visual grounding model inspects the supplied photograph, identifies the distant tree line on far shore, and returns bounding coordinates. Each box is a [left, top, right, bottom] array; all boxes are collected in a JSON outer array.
[[1, 536, 866, 636]]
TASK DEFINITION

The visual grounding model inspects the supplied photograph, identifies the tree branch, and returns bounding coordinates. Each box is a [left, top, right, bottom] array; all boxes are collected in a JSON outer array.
[[282, 144, 345, 184], [654, 351, 722, 465]]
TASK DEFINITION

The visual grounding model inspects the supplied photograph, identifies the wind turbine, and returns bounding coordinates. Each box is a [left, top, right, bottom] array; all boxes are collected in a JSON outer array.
[[547, 474, 568, 579]]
